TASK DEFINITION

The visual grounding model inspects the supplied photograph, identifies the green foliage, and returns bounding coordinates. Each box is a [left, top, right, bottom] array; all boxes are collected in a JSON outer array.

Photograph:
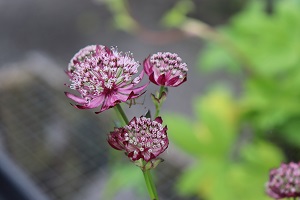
[[167, 0, 300, 199], [199, 0, 300, 146], [104, 0, 137, 32], [161, 0, 194, 28], [103, 161, 147, 199], [164, 88, 284, 200], [199, 0, 300, 76], [199, 42, 241, 73], [165, 88, 239, 158]]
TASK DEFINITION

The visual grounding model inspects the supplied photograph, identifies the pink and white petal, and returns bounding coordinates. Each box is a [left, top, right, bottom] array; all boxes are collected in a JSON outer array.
[[88, 95, 106, 108], [166, 76, 180, 86], [137, 69, 146, 82], [172, 76, 187, 87], [106, 94, 123, 106], [143, 56, 153, 75], [65, 92, 87, 104], [131, 82, 149, 94], [98, 100, 112, 113], [118, 82, 149, 95], [74, 104, 90, 110], [116, 93, 132, 102], [107, 134, 124, 150], [149, 73, 158, 85]]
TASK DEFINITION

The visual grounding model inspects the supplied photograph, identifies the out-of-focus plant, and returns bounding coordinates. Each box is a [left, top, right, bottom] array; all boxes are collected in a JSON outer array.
[[164, 88, 284, 200], [164, 0, 300, 199], [198, 0, 300, 147]]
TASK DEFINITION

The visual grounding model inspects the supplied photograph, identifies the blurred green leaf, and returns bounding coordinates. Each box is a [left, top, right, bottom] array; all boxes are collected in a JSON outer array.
[[199, 0, 300, 77], [193, 88, 239, 157], [171, 0, 299, 199], [103, 162, 146, 199], [165, 88, 240, 158], [163, 114, 203, 157], [104, 0, 137, 32], [177, 159, 229, 198], [240, 140, 284, 171], [161, 0, 194, 27], [198, 41, 241, 73], [281, 119, 300, 147]]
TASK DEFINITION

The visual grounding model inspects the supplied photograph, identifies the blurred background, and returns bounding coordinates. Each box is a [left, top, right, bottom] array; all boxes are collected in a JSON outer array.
[[1, 0, 300, 199]]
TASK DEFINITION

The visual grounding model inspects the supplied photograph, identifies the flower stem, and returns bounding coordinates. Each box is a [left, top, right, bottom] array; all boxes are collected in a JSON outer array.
[[154, 86, 165, 117], [115, 104, 129, 124], [142, 168, 159, 200], [114, 103, 160, 200]]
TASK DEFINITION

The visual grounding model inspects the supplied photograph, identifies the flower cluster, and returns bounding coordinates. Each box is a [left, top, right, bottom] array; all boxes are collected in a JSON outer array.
[[144, 52, 188, 87], [108, 117, 169, 162], [65, 45, 188, 165], [266, 162, 300, 199], [65, 45, 147, 113]]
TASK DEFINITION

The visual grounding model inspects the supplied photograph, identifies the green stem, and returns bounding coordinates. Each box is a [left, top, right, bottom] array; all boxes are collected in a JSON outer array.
[[115, 104, 129, 125], [154, 86, 165, 118], [114, 103, 160, 200], [142, 169, 159, 200]]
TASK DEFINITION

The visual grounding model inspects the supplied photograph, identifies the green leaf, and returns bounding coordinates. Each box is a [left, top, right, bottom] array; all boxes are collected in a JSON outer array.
[[163, 114, 203, 157], [240, 140, 284, 171], [193, 88, 239, 157], [103, 162, 146, 199], [177, 160, 228, 198], [198, 42, 241, 74], [281, 119, 300, 147], [161, 0, 194, 28], [104, 0, 136, 32]]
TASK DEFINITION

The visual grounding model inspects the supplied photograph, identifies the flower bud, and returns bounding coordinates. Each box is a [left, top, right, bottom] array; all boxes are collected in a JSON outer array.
[[143, 52, 188, 87]]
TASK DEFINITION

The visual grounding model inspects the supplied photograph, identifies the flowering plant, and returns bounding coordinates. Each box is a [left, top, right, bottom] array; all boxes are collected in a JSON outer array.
[[65, 45, 187, 200], [65, 45, 148, 113], [266, 162, 300, 200]]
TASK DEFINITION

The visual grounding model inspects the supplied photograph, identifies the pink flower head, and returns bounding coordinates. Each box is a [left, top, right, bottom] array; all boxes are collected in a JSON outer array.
[[266, 162, 300, 199], [65, 45, 148, 113], [143, 52, 188, 87], [107, 116, 169, 162]]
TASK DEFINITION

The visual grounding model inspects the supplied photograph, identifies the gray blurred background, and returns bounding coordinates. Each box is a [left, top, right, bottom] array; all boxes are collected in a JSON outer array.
[[0, 0, 244, 199]]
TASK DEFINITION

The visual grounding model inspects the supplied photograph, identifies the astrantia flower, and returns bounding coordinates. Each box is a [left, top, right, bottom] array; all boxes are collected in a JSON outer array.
[[65, 45, 148, 113], [143, 52, 188, 87], [266, 162, 300, 199], [108, 116, 169, 162]]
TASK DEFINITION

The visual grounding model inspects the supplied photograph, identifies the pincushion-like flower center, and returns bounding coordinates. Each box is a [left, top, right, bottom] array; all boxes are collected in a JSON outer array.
[[124, 117, 167, 154], [68, 46, 140, 102], [150, 52, 188, 76], [267, 162, 300, 198]]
